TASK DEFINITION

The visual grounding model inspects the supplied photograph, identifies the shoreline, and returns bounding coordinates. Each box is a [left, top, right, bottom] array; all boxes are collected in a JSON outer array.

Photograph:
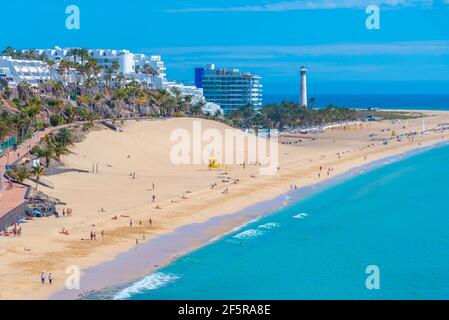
[[53, 139, 449, 300]]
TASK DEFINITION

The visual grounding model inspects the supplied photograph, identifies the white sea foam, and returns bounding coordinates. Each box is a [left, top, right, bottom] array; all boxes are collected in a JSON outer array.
[[113, 272, 179, 300], [233, 229, 264, 239], [230, 216, 263, 233], [293, 213, 308, 219], [258, 222, 280, 230]]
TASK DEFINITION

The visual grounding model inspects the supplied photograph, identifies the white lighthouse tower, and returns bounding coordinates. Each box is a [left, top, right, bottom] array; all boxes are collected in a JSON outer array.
[[300, 66, 308, 107]]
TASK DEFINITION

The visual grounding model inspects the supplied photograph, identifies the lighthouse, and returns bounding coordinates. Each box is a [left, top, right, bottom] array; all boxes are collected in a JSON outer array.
[[300, 66, 308, 107]]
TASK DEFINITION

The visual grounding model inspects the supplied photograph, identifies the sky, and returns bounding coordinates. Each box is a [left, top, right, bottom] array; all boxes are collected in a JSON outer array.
[[1, 0, 449, 94]]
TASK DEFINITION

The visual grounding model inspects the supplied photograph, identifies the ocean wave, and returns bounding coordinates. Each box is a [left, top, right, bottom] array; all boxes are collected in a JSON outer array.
[[292, 213, 308, 219], [113, 272, 179, 300], [233, 229, 264, 239], [230, 216, 263, 233], [258, 222, 280, 230]]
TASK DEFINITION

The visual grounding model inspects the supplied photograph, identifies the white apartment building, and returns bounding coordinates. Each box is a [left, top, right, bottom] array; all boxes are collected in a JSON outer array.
[[166, 82, 206, 105], [0, 56, 51, 86], [27, 46, 168, 89]]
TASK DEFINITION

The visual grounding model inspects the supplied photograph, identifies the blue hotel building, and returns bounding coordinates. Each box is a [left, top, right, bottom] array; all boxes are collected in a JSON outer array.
[[195, 64, 263, 113]]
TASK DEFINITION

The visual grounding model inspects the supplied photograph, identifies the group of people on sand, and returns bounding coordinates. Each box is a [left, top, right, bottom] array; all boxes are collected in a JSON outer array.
[[290, 184, 298, 190], [318, 166, 335, 178], [2, 223, 22, 237], [90, 231, 97, 240], [62, 208, 73, 216], [40, 272, 54, 285]]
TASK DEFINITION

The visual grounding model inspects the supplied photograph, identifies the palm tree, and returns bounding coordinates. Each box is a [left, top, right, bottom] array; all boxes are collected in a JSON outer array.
[[309, 97, 316, 108], [103, 69, 113, 88], [47, 60, 56, 68], [32, 164, 46, 190], [17, 82, 32, 101], [53, 142, 71, 161], [115, 73, 125, 88], [68, 48, 80, 64], [0, 110, 14, 143], [212, 110, 222, 120], [32, 140, 54, 168], [79, 48, 90, 65], [114, 88, 127, 108], [111, 60, 120, 73], [2, 46, 16, 57], [142, 64, 158, 86], [64, 105, 77, 123], [57, 60, 71, 83], [190, 100, 205, 116], [17, 96, 42, 141], [86, 77, 98, 95], [7, 165, 30, 183], [54, 128, 74, 148]]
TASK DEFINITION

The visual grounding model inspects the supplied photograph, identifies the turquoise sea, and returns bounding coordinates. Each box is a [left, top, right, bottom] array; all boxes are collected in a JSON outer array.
[[110, 143, 449, 300]]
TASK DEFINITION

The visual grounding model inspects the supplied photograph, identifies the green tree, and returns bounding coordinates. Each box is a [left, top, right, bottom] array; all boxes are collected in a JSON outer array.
[[32, 164, 46, 190], [7, 165, 31, 183], [0, 110, 14, 142]]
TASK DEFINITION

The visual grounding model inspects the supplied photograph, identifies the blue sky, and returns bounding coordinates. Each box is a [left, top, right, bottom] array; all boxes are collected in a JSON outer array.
[[1, 0, 449, 94]]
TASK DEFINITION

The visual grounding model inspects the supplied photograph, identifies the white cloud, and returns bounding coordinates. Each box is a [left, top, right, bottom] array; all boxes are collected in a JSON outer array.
[[163, 0, 434, 13]]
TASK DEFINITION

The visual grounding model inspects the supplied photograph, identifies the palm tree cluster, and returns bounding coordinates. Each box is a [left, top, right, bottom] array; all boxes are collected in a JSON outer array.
[[6, 162, 46, 190], [225, 102, 361, 130], [31, 128, 75, 167], [7, 164, 31, 183], [6, 128, 74, 189], [2, 47, 48, 62], [57, 55, 103, 86]]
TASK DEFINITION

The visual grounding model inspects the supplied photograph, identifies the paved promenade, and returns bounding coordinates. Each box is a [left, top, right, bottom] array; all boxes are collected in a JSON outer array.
[[0, 128, 53, 222]]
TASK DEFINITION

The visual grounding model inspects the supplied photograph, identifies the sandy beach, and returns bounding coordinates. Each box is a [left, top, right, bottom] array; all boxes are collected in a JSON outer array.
[[1, 111, 449, 300]]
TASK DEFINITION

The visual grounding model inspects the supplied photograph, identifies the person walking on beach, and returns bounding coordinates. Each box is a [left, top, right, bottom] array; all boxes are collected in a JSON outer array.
[[130, 219, 133, 227], [48, 273, 53, 285], [152, 183, 155, 190], [41, 272, 46, 285], [149, 219, 152, 228], [152, 195, 156, 202]]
